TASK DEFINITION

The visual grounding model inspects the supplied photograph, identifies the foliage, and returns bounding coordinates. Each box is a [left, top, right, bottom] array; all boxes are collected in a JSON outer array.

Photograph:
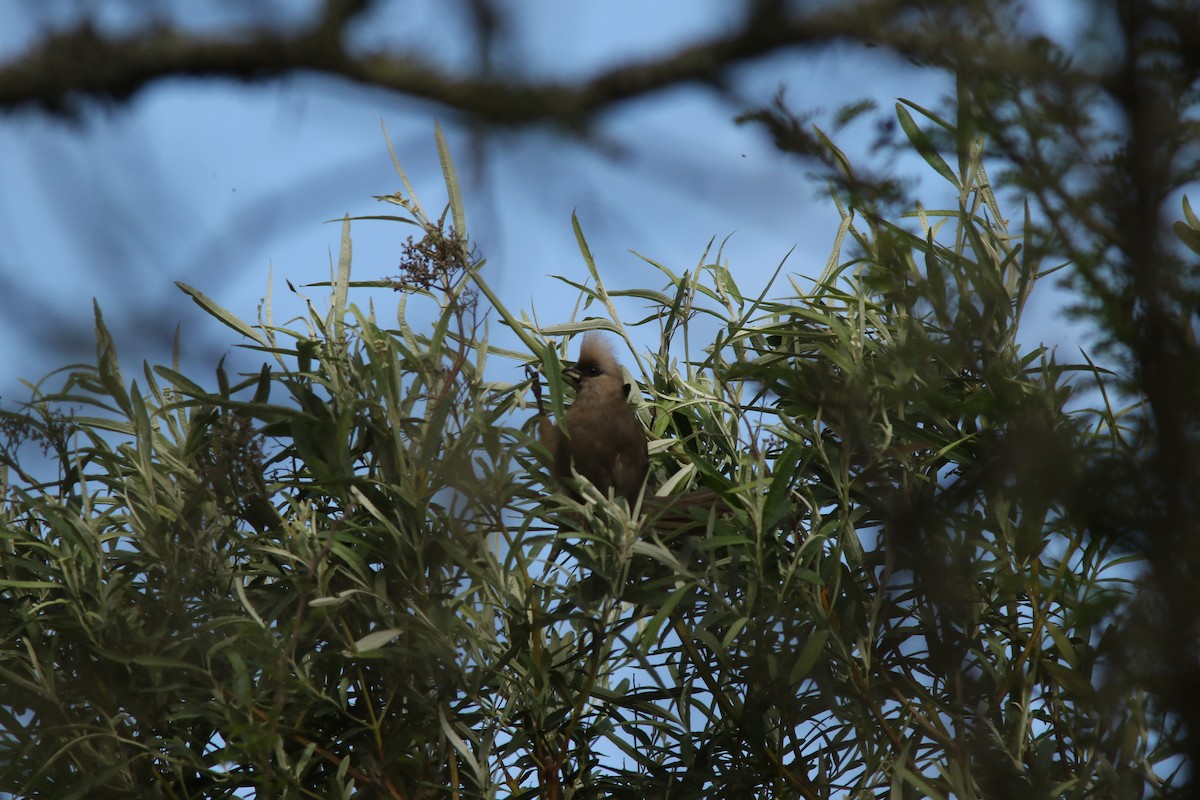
[[0, 109, 1179, 800]]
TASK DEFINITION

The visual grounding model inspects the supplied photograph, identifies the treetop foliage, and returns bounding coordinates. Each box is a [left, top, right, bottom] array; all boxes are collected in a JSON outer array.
[[0, 102, 1185, 798], [3, 1, 1200, 796]]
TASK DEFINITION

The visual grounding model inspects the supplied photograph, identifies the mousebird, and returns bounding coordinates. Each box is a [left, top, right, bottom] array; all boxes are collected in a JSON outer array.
[[537, 333, 649, 507]]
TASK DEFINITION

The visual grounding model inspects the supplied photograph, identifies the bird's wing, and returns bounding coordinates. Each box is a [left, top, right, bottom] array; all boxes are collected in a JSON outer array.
[[537, 415, 562, 453], [610, 423, 649, 502]]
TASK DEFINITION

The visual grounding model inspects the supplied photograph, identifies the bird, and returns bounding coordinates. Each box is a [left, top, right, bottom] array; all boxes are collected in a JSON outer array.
[[537, 332, 649, 508]]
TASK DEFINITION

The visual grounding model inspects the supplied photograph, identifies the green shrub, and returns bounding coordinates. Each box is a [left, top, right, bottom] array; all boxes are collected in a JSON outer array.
[[0, 112, 1169, 799]]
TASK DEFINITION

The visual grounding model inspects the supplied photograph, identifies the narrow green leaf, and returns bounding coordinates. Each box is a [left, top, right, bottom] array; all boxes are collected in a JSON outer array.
[[1172, 220, 1200, 255], [332, 216, 352, 341], [435, 120, 467, 237], [788, 629, 829, 684], [93, 301, 131, 418], [176, 282, 268, 346], [439, 707, 486, 785], [381, 118, 424, 214], [636, 584, 690, 647], [252, 363, 271, 404], [1183, 194, 1198, 229], [0, 579, 58, 590], [352, 628, 403, 653], [763, 443, 803, 528], [895, 102, 960, 188], [572, 211, 600, 284]]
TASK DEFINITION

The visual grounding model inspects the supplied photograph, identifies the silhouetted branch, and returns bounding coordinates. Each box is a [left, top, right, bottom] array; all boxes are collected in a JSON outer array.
[[0, 0, 1077, 129]]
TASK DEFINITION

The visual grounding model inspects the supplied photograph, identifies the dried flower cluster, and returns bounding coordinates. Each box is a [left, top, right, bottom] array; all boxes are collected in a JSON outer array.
[[195, 411, 266, 500], [390, 227, 470, 293]]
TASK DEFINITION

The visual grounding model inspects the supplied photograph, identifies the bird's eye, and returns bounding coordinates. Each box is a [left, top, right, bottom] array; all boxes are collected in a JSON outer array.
[[586, 365, 601, 376]]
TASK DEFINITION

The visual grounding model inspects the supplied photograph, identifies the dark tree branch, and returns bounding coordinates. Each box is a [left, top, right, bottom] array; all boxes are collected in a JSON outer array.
[[0, 0, 1076, 129], [0, 0, 371, 114]]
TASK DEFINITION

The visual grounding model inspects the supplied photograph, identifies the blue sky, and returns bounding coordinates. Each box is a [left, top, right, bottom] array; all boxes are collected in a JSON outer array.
[[0, 0, 1091, 403]]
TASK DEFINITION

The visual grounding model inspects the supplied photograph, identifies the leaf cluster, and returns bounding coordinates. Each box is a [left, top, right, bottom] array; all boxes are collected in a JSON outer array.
[[0, 111, 1175, 799]]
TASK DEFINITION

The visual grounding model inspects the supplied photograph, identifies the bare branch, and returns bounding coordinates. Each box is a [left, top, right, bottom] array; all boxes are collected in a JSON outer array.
[[0, 0, 1066, 128]]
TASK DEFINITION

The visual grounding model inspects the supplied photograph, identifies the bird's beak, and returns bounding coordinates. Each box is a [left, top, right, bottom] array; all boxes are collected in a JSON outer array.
[[562, 362, 582, 388]]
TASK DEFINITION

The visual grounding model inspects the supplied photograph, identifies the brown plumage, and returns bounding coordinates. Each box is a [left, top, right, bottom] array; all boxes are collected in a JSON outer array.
[[538, 333, 649, 507]]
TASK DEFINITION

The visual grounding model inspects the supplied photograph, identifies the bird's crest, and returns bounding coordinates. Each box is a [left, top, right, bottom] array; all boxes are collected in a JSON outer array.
[[577, 332, 620, 375]]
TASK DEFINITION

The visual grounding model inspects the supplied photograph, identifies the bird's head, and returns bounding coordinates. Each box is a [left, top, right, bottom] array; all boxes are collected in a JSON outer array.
[[563, 332, 629, 397]]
